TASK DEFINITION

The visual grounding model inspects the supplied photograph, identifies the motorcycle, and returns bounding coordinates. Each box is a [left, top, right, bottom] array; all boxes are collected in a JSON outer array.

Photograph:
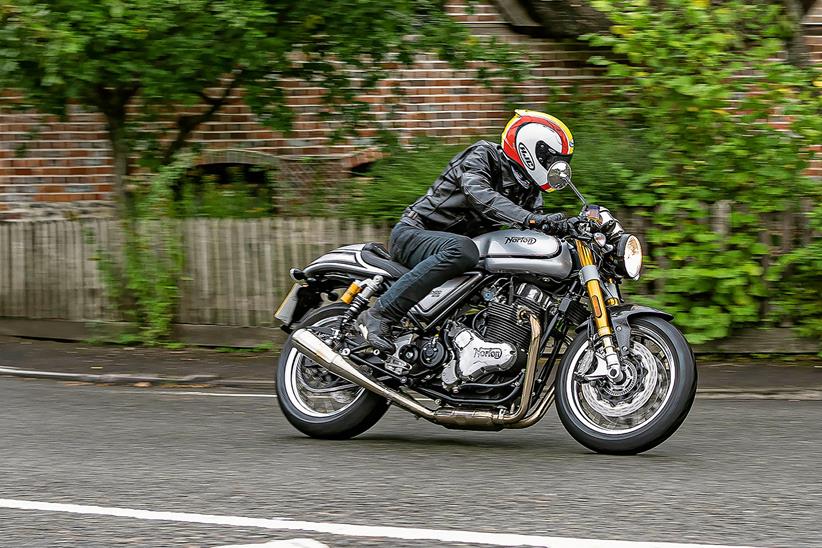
[[274, 161, 696, 454]]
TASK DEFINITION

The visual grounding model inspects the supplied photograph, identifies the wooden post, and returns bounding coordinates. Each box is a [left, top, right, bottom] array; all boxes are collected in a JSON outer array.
[[10, 223, 24, 317], [0, 224, 7, 317], [261, 218, 274, 325]]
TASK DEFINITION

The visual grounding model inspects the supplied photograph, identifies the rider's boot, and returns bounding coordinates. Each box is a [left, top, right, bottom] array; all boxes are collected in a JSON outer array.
[[355, 302, 396, 355]]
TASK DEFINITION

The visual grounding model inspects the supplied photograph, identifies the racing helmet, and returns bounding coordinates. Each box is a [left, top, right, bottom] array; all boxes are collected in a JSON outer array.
[[501, 109, 574, 191]]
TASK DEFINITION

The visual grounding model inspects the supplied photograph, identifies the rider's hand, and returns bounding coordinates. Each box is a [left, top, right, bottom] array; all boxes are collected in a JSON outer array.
[[527, 213, 571, 235]]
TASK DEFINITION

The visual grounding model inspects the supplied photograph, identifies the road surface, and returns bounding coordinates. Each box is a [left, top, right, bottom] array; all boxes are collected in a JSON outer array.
[[1, 378, 820, 547]]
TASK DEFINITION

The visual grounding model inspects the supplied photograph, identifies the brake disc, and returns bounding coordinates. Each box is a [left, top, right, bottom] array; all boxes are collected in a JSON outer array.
[[580, 341, 659, 418]]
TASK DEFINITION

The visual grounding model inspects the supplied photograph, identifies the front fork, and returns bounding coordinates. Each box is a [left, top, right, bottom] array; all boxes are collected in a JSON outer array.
[[575, 241, 624, 383]]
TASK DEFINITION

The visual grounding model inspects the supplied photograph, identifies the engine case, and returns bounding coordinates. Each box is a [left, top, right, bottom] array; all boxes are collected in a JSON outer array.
[[441, 328, 517, 389]]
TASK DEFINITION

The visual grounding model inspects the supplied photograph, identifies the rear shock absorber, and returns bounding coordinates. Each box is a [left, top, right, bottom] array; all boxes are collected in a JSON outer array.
[[339, 275, 384, 327]]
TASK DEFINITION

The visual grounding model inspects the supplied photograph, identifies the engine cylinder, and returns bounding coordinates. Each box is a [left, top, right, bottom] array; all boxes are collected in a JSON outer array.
[[483, 301, 531, 353]]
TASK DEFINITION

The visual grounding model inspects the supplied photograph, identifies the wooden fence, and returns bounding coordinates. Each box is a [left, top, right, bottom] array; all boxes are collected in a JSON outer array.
[[0, 218, 390, 327], [0, 213, 817, 352]]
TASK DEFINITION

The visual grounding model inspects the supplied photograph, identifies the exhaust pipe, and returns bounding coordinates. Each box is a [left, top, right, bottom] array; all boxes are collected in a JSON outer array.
[[290, 312, 547, 431], [291, 329, 437, 421]]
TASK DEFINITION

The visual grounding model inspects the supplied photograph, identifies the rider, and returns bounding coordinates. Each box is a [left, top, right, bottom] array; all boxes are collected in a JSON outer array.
[[357, 109, 575, 354]]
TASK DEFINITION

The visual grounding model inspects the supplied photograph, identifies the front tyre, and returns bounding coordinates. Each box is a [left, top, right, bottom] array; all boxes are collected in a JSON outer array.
[[556, 316, 697, 455], [277, 304, 389, 439]]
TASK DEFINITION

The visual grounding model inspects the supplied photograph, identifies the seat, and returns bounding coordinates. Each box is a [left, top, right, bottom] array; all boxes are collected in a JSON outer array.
[[361, 242, 410, 279]]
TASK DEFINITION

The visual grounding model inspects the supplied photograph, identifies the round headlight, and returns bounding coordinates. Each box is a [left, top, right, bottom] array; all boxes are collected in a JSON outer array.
[[617, 234, 643, 279]]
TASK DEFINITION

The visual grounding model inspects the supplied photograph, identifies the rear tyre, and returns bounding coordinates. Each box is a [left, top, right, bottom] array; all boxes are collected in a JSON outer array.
[[276, 304, 389, 439], [556, 316, 697, 455]]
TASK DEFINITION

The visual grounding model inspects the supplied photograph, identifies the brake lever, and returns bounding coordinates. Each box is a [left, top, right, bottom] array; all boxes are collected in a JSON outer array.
[[567, 217, 594, 241]]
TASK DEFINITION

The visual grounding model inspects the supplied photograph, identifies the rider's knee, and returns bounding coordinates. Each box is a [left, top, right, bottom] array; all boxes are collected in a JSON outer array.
[[445, 237, 479, 271]]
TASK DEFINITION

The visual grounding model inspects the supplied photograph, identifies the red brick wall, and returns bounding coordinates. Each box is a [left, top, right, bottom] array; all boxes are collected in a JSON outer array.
[[0, 1, 604, 220], [804, 2, 821, 179], [0, 0, 818, 220]]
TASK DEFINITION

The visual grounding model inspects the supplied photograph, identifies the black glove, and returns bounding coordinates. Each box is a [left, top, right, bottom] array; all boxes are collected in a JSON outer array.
[[527, 213, 570, 235]]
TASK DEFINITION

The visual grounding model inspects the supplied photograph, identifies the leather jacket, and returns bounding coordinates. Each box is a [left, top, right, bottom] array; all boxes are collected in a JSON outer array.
[[400, 140, 543, 237]]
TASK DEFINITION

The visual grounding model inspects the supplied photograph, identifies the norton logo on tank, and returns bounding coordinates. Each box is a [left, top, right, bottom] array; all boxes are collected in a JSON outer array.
[[504, 236, 537, 245], [473, 347, 503, 359]]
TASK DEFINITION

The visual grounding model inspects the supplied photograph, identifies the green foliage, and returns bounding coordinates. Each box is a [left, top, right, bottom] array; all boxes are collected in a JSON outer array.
[[176, 179, 272, 218], [580, 0, 821, 343], [539, 95, 654, 214], [343, 139, 472, 221], [0, 0, 527, 207], [175, 165, 275, 219], [96, 157, 192, 345], [769, 202, 822, 343]]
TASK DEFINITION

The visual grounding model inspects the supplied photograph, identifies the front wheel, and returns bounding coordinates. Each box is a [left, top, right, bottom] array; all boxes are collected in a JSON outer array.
[[556, 316, 697, 455], [276, 304, 389, 439]]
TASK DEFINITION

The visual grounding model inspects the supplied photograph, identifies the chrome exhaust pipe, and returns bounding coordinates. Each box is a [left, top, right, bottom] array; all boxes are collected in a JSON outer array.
[[290, 312, 551, 430], [291, 329, 437, 421]]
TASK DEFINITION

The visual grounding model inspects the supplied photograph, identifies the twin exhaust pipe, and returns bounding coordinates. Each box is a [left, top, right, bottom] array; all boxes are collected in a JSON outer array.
[[290, 313, 554, 431]]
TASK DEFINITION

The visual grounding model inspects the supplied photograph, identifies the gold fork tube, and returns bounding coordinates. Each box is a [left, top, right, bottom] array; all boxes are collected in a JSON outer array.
[[575, 241, 612, 337]]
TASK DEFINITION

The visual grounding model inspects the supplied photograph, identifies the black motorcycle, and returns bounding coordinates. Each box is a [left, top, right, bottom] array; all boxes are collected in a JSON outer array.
[[275, 161, 696, 454]]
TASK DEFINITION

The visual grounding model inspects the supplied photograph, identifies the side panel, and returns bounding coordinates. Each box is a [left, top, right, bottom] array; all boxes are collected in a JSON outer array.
[[408, 272, 485, 323]]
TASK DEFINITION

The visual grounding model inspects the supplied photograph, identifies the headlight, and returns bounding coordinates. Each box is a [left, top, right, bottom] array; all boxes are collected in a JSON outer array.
[[616, 234, 642, 279]]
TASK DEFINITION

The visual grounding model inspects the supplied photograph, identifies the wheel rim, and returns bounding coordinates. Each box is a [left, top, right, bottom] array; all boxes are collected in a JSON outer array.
[[283, 316, 366, 418], [564, 324, 676, 435]]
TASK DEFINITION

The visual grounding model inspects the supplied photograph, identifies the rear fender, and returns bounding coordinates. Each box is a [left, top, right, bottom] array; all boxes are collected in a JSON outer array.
[[278, 273, 354, 333]]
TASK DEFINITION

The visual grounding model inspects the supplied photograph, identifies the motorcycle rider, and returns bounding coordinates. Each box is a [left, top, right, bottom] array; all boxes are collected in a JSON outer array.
[[357, 109, 575, 354]]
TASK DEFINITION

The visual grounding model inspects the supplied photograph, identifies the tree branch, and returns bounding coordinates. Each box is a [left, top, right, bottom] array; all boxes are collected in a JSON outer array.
[[161, 69, 245, 164]]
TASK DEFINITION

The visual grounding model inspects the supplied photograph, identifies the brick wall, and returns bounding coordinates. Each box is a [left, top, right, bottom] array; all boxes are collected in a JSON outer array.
[[0, 0, 604, 220], [0, 0, 819, 220], [804, 1, 822, 179]]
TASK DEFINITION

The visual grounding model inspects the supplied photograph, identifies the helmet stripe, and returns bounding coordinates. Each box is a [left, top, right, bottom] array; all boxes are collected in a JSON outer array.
[[505, 110, 574, 155]]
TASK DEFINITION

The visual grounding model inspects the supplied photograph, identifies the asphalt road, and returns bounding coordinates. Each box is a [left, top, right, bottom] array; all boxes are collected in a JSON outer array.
[[1, 378, 820, 548]]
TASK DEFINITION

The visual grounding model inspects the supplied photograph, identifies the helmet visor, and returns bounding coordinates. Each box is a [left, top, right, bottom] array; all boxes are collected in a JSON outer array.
[[536, 140, 571, 170]]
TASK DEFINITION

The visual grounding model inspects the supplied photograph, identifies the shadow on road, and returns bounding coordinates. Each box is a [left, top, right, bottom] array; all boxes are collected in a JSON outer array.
[[274, 432, 679, 461]]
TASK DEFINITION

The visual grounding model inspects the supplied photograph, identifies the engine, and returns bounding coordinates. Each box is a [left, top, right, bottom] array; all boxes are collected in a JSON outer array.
[[441, 328, 517, 387], [440, 282, 551, 390]]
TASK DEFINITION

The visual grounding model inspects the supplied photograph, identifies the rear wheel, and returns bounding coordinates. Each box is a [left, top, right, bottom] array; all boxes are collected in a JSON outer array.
[[276, 304, 389, 439], [556, 316, 696, 454]]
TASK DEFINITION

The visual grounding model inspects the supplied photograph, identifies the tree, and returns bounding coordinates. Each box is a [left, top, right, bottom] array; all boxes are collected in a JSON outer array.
[[0, 0, 524, 215]]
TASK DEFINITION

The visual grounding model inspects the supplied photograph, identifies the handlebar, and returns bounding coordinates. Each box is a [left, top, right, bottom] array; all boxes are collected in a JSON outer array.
[[542, 212, 566, 223]]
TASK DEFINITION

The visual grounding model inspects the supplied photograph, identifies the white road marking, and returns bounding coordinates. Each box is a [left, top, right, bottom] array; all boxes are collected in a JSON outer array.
[[0, 498, 756, 548], [219, 539, 329, 548]]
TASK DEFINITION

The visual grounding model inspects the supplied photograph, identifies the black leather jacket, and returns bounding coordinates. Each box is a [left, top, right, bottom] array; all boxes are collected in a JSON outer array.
[[400, 140, 543, 237]]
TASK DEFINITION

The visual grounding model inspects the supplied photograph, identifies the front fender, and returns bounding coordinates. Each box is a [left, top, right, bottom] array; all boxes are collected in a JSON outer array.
[[576, 304, 674, 354]]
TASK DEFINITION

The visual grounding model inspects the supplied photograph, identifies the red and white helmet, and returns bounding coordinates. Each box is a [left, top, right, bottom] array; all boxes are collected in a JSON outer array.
[[501, 109, 574, 191]]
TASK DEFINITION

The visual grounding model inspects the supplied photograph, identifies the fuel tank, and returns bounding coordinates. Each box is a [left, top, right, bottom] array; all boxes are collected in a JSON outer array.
[[473, 229, 573, 279]]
